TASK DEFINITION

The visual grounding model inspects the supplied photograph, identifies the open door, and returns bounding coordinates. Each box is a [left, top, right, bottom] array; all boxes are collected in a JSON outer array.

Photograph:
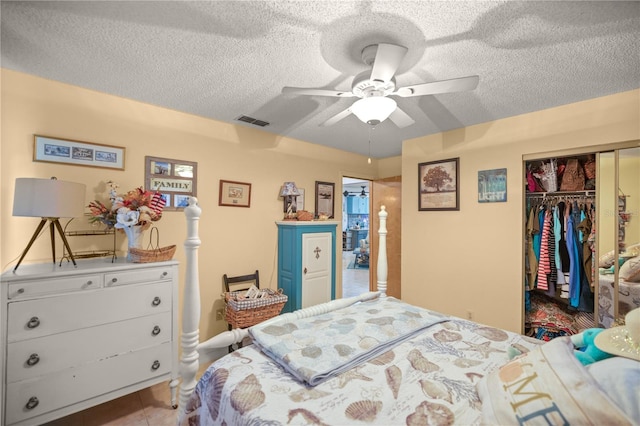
[[370, 176, 401, 298]]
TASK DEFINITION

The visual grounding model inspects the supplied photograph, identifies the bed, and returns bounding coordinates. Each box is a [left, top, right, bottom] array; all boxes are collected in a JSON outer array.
[[176, 199, 639, 425], [598, 274, 640, 327]]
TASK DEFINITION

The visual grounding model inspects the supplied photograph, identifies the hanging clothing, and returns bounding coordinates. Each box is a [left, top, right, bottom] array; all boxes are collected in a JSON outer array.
[[576, 210, 593, 287], [566, 207, 581, 308], [537, 209, 552, 290], [557, 201, 571, 272], [526, 206, 539, 291]]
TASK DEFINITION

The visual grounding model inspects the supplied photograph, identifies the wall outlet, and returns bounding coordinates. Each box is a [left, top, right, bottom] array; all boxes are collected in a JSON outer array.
[[466, 310, 473, 320], [216, 308, 224, 321]]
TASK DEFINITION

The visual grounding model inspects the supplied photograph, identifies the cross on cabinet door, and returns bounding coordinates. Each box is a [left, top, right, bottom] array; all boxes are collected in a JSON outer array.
[[301, 232, 332, 308]]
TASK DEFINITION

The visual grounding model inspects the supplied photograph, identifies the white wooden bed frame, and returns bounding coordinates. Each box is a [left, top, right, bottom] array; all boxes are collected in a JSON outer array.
[[177, 197, 389, 420]]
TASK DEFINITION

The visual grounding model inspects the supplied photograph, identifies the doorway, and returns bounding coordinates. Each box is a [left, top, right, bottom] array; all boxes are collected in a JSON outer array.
[[342, 177, 371, 298]]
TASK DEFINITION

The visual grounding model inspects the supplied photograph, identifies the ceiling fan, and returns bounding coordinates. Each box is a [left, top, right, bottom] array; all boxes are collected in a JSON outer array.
[[343, 186, 369, 198], [282, 43, 479, 128]]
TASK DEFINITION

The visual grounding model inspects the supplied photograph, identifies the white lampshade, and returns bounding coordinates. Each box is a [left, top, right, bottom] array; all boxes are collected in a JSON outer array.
[[280, 182, 300, 197], [13, 177, 86, 218], [351, 96, 397, 125]]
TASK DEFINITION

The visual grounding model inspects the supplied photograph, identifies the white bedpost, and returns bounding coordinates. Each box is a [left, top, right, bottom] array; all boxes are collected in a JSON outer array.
[[178, 197, 201, 421], [377, 206, 388, 297]]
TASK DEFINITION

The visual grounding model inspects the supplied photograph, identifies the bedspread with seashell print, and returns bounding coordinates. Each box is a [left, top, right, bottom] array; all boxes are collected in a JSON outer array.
[[180, 312, 542, 426], [248, 296, 449, 386]]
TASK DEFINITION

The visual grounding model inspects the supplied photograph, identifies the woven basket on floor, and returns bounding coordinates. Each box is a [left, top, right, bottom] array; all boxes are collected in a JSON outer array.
[[225, 289, 287, 329]]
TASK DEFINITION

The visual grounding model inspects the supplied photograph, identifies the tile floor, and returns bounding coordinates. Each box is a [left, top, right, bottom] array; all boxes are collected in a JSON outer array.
[[342, 250, 370, 298], [43, 253, 368, 425]]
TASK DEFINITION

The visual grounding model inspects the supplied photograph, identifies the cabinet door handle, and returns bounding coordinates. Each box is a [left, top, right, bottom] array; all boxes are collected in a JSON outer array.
[[152, 296, 161, 306], [152, 325, 161, 336], [304, 267, 308, 274], [25, 396, 39, 410], [27, 316, 40, 329], [26, 353, 40, 366], [151, 360, 160, 370]]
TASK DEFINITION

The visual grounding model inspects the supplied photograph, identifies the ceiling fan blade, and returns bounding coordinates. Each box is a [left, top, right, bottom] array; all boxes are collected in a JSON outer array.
[[370, 43, 408, 83], [394, 75, 480, 98], [320, 107, 353, 127], [389, 106, 415, 128], [282, 86, 355, 97]]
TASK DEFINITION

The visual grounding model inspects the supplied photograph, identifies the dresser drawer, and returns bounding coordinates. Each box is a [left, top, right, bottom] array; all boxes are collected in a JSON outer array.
[[6, 312, 171, 383], [104, 267, 173, 287], [7, 282, 171, 342], [5, 342, 172, 425], [7, 274, 102, 299]]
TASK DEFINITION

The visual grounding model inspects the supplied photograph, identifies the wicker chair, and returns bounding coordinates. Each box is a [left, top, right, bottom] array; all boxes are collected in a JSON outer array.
[[223, 270, 259, 352]]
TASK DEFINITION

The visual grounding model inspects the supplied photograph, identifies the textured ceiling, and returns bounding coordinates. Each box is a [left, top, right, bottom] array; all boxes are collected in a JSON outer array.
[[2, 1, 639, 158]]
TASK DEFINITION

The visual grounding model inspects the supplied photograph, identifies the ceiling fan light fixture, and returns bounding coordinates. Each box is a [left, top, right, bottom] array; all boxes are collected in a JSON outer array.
[[351, 96, 397, 125]]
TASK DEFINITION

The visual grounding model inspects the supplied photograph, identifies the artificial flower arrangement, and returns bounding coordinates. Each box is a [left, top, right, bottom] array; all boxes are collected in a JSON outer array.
[[87, 181, 165, 230]]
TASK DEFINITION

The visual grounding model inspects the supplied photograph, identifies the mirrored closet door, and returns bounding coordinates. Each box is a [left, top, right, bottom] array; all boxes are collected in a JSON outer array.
[[598, 146, 640, 327]]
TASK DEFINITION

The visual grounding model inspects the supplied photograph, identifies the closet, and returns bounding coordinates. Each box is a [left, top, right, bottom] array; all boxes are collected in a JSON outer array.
[[523, 142, 640, 340]]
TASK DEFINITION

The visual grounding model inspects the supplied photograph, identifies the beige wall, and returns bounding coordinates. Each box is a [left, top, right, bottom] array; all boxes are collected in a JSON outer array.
[[402, 90, 640, 333], [0, 69, 399, 339]]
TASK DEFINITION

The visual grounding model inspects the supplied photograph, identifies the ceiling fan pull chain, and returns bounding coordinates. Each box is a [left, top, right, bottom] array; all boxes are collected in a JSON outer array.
[[367, 126, 372, 164]]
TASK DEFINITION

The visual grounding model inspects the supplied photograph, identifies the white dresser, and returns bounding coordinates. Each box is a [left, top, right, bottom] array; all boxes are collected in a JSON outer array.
[[0, 259, 179, 425]]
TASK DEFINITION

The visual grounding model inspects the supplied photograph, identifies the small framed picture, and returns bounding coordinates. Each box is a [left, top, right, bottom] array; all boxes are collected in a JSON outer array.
[[315, 181, 335, 218], [478, 168, 507, 203], [219, 180, 251, 208], [418, 158, 459, 211]]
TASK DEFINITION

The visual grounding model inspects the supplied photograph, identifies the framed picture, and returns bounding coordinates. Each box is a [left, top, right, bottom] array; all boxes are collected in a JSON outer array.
[[145, 156, 197, 211], [34, 135, 125, 170], [282, 188, 305, 213], [315, 181, 335, 218], [418, 158, 459, 211], [478, 168, 507, 203], [219, 180, 251, 208]]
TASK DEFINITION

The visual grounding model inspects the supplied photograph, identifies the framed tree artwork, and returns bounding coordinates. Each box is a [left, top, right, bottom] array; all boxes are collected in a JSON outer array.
[[418, 158, 459, 211]]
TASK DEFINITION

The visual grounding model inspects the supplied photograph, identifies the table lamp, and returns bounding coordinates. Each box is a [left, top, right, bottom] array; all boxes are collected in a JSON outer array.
[[280, 182, 300, 220], [13, 177, 86, 271]]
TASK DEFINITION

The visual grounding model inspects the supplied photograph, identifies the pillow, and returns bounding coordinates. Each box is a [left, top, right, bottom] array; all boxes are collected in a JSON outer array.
[[599, 249, 616, 268], [619, 256, 640, 282], [586, 357, 640, 423], [476, 337, 634, 425]]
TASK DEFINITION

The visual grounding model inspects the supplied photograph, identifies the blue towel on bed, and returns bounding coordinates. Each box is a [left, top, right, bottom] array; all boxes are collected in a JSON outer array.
[[248, 296, 448, 386]]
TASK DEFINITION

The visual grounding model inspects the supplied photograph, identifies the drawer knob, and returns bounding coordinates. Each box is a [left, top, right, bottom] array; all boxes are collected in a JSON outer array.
[[26, 353, 40, 366], [111, 278, 118, 283], [27, 316, 40, 329], [152, 296, 161, 306], [17, 288, 25, 294], [152, 325, 161, 336], [86, 280, 93, 286], [151, 360, 161, 371], [162, 271, 168, 277], [25, 396, 39, 410]]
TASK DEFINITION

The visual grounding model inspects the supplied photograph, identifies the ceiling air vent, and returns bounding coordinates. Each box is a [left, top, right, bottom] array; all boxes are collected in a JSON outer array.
[[236, 115, 270, 127]]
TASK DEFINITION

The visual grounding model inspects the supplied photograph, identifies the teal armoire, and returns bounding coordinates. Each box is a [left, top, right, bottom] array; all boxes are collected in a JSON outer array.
[[276, 221, 338, 313]]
